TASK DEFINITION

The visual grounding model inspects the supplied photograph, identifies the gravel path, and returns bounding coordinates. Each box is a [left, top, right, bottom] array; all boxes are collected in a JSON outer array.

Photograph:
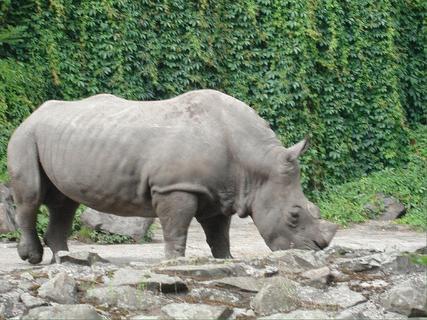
[[0, 218, 425, 272]]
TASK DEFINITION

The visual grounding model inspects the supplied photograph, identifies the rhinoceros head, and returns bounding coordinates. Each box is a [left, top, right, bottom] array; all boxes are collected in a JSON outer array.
[[250, 138, 338, 251]]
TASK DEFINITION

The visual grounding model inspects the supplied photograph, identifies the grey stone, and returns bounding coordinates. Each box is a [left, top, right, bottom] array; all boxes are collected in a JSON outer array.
[[20, 272, 34, 281], [382, 275, 427, 316], [300, 266, 332, 288], [109, 268, 187, 293], [37, 271, 77, 304], [0, 291, 25, 319], [86, 285, 167, 311], [20, 293, 47, 308], [209, 276, 264, 292], [229, 308, 256, 319], [130, 316, 160, 320], [336, 253, 386, 272], [348, 279, 389, 295], [81, 208, 154, 241], [259, 310, 331, 319], [22, 304, 103, 320], [156, 262, 248, 279], [416, 246, 427, 254], [298, 284, 367, 310], [0, 184, 16, 234], [56, 251, 109, 266], [0, 279, 14, 293], [161, 303, 232, 320], [336, 301, 407, 320], [382, 254, 427, 274], [189, 287, 243, 306], [251, 278, 300, 315], [364, 193, 406, 221], [253, 280, 365, 316], [265, 249, 325, 272]]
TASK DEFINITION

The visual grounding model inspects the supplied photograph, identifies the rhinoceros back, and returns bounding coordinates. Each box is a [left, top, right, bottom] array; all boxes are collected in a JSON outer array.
[[12, 90, 267, 216]]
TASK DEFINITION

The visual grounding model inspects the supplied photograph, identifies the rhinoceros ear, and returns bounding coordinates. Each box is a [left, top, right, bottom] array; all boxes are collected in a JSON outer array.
[[286, 137, 309, 162]]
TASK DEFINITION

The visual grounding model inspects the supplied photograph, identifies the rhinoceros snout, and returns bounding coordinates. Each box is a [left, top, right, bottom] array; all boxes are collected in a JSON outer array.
[[317, 220, 338, 249]]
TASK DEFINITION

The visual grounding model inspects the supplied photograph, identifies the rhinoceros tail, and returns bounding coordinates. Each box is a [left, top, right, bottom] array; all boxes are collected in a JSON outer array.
[[7, 128, 45, 206]]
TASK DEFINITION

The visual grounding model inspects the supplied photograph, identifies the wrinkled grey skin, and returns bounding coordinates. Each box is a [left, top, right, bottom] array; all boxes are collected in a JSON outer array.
[[7, 89, 337, 264]]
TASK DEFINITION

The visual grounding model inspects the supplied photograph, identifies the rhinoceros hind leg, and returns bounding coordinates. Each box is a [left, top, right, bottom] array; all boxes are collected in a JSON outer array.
[[198, 214, 233, 259], [43, 188, 79, 261], [16, 203, 44, 264], [153, 191, 197, 259]]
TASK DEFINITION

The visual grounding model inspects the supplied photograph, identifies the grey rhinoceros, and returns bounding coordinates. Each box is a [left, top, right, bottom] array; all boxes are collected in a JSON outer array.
[[7, 89, 337, 264]]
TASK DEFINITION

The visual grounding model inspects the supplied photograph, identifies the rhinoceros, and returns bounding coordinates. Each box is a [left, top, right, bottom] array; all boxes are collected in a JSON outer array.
[[8, 89, 337, 264]]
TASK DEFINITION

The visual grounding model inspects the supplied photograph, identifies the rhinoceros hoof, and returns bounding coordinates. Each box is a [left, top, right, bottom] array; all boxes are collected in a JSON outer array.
[[18, 239, 43, 264]]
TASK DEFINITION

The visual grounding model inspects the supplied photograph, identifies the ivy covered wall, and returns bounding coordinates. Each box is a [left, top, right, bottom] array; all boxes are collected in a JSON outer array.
[[0, 0, 425, 192]]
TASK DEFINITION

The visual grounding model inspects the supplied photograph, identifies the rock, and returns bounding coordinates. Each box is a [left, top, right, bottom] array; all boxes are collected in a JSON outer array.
[[382, 275, 427, 316], [348, 279, 389, 295], [20, 293, 47, 309], [109, 268, 187, 293], [20, 272, 34, 281], [364, 193, 406, 221], [336, 301, 407, 319], [265, 249, 325, 273], [130, 316, 160, 320], [22, 304, 103, 320], [109, 268, 150, 286], [189, 287, 243, 306], [81, 208, 154, 241], [156, 262, 248, 279], [55, 251, 109, 265], [298, 284, 367, 310], [300, 266, 332, 288], [252, 277, 365, 316], [0, 184, 16, 234], [336, 250, 425, 275], [0, 279, 14, 293], [416, 246, 427, 254], [18, 279, 39, 291], [0, 291, 25, 319], [37, 271, 77, 304], [161, 303, 232, 320], [336, 253, 385, 273], [259, 310, 331, 319], [244, 264, 279, 278], [229, 308, 256, 319], [86, 285, 168, 311], [382, 253, 427, 274], [209, 276, 264, 292], [251, 278, 300, 315]]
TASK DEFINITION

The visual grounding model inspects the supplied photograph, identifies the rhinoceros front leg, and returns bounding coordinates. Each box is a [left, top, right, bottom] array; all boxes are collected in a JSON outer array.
[[198, 214, 233, 259], [153, 191, 197, 259]]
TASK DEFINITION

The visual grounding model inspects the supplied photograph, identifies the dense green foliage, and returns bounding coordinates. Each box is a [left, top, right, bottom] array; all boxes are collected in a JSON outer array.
[[0, 0, 425, 192], [317, 126, 427, 230]]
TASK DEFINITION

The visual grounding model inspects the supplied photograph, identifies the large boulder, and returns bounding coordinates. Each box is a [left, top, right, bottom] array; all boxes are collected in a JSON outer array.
[[81, 208, 154, 241], [364, 193, 406, 221], [37, 272, 77, 304], [0, 183, 17, 234], [381, 275, 427, 316]]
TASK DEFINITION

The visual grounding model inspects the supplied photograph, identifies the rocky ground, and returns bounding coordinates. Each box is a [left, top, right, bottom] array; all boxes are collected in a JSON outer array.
[[0, 218, 426, 319]]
